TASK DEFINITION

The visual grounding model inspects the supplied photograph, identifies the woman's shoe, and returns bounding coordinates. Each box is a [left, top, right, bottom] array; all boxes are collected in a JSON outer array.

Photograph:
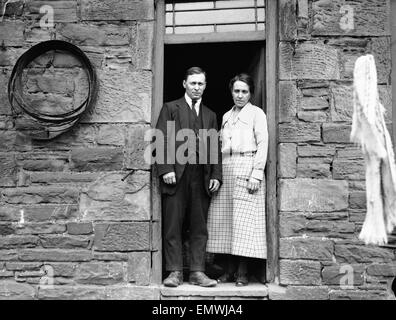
[[217, 272, 235, 283], [235, 273, 249, 286]]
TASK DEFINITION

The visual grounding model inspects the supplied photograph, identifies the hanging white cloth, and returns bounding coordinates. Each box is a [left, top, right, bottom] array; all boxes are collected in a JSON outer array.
[[351, 54, 396, 245]]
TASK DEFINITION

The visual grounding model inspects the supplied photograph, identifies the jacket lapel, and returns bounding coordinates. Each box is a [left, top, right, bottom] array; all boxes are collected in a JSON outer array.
[[201, 103, 210, 129], [176, 97, 190, 129]]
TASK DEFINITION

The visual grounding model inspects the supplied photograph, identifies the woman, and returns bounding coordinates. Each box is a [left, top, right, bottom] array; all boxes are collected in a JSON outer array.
[[206, 73, 268, 286]]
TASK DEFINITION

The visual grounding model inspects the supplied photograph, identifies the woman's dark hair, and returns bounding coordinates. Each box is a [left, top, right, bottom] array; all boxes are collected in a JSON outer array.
[[184, 66, 207, 81], [229, 73, 255, 95]]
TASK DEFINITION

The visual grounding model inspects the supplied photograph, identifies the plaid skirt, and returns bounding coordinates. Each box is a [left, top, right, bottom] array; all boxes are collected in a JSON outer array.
[[206, 154, 267, 259]]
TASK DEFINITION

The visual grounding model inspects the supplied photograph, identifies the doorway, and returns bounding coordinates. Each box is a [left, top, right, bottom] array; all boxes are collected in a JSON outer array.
[[164, 41, 265, 128], [163, 41, 266, 281]]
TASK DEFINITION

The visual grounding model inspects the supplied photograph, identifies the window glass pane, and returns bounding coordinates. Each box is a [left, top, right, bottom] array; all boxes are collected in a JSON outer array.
[[257, 7, 265, 21], [166, 0, 265, 34], [166, 12, 173, 25], [174, 8, 256, 25], [174, 1, 214, 10], [215, 0, 255, 8], [216, 23, 256, 32], [174, 25, 215, 34]]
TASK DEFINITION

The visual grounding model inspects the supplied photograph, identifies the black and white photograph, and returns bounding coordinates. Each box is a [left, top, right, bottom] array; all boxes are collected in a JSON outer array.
[[0, 0, 396, 309]]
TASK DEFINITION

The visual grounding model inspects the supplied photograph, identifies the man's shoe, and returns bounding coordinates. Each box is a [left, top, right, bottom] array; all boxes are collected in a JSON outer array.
[[189, 271, 217, 287], [163, 271, 183, 287]]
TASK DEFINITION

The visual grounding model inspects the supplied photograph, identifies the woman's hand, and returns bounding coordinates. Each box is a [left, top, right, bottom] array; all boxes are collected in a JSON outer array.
[[247, 177, 260, 193]]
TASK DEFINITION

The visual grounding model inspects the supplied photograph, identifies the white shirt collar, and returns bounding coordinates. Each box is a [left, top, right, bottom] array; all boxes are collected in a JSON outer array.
[[184, 93, 201, 109]]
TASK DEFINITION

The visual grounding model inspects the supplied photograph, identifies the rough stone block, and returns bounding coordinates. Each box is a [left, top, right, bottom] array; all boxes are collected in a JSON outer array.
[[137, 21, 154, 70], [322, 264, 364, 286], [0, 153, 17, 187], [0, 205, 79, 222], [5, 262, 42, 271], [297, 158, 331, 178], [270, 285, 329, 300], [298, 144, 336, 157], [18, 249, 93, 262], [279, 143, 297, 178], [26, 1, 78, 23], [96, 125, 126, 146], [0, 253, 18, 265], [81, 69, 151, 123], [0, 69, 12, 116], [279, 212, 355, 239], [67, 222, 93, 235], [80, 172, 151, 221], [279, 123, 321, 142], [39, 235, 92, 249], [369, 37, 391, 84], [298, 111, 328, 122], [29, 172, 98, 184], [0, 236, 39, 249], [94, 223, 150, 251], [128, 252, 150, 285], [298, 96, 330, 111], [366, 263, 396, 277], [312, 0, 390, 36], [280, 238, 333, 260], [125, 125, 150, 170], [280, 41, 340, 80], [38, 285, 106, 300], [57, 23, 131, 46], [335, 243, 394, 263], [81, 0, 154, 21], [349, 192, 366, 209], [280, 260, 322, 285], [279, 179, 349, 212], [75, 262, 124, 285], [279, 0, 297, 40], [279, 81, 298, 123], [71, 148, 124, 171], [2, 187, 79, 204], [0, 20, 24, 46], [329, 289, 388, 300], [0, 280, 36, 300], [322, 123, 352, 143], [93, 252, 128, 261], [333, 159, 365, 180]]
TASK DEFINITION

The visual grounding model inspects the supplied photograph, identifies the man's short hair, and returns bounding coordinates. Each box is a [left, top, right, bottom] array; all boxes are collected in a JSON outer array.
[[229, 73, 255, 95], [184, 66, 207, 81]]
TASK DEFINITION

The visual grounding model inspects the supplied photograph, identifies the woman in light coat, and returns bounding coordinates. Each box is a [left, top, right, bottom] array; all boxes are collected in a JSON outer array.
[[206, 73, 268, 286]]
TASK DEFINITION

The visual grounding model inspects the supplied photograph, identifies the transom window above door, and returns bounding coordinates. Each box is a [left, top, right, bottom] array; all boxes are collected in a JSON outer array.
[[165, 0, 265, 34]]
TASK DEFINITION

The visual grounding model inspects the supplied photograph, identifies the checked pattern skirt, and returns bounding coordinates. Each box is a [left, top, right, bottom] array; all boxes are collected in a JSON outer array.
[[206, 154, 267, 259]]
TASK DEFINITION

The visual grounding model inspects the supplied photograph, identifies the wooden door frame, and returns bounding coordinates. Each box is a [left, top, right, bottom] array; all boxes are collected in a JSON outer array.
[[152, 0, 279, 284]]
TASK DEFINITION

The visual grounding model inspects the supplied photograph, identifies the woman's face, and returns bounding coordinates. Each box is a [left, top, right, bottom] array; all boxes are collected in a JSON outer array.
[[232, 80, 251, 108]]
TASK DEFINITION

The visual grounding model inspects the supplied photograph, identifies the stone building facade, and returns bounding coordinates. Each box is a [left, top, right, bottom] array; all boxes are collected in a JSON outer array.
[[0, 0, 395, 300]]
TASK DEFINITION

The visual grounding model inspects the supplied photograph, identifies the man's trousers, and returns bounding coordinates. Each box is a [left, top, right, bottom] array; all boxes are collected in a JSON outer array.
[[162, 164, 210, 272]]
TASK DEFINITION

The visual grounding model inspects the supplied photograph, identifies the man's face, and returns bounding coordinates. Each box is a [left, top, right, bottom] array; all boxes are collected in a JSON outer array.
[[183, 73, 206, 100]]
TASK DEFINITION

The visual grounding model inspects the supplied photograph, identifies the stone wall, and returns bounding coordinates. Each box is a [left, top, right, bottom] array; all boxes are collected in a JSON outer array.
[[277, 0, 396, 300], [0, 0, 159, 299]]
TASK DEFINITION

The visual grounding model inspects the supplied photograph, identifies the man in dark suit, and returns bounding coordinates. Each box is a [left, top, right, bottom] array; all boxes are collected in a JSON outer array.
[[155, 67, 222, 287]]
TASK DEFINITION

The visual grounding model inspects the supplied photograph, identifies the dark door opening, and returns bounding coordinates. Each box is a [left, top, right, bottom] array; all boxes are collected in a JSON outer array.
[[164, 41, 265, 128], [163, 41, 267, 283]]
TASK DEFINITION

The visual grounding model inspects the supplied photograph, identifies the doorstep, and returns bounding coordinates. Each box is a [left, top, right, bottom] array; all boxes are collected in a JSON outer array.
[[160, 282, 269, 300]]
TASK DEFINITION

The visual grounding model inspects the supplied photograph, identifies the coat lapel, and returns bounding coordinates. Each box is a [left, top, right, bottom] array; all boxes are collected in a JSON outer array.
[[201, 103, 210, 129], [176, 97, 190, 129]]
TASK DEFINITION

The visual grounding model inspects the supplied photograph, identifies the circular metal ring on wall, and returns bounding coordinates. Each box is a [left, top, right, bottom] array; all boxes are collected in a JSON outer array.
[[7, 40, 97, 140]]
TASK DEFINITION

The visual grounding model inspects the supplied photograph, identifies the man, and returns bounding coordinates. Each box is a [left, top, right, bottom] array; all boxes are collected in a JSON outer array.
[[155, 67, 222, 287]]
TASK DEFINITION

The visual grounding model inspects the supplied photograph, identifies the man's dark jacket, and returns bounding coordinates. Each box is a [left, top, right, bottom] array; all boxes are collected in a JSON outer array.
[[155, 97, 222, 196]]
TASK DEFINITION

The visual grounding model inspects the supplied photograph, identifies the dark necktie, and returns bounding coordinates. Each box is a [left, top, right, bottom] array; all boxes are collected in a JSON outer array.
[[192, 99, 198, 117]]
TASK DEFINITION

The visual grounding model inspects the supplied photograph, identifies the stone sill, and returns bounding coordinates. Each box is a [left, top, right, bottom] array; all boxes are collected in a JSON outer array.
[[161, 282, 269, 299]]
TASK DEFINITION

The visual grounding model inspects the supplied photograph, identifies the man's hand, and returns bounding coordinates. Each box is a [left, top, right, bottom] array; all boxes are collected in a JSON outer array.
[[163, 172, 176, 185], [209, 179, 220, 192], [247, 177, 260, 193]]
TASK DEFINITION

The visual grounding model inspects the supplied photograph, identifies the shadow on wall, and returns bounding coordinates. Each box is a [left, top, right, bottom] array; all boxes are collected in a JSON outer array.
[[392, 277, 396, 298]]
